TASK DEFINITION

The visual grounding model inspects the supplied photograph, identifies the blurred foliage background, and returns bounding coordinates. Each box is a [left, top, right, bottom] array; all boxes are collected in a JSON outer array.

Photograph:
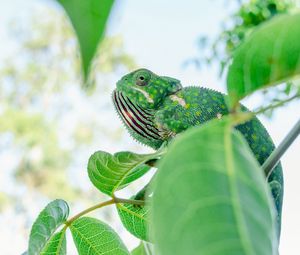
[[0, 3, 139, 252], [0, 0, 299, 254], [189, 0, 297, 74], [187, 0, 300, 115], [0, 4, 137, 201]]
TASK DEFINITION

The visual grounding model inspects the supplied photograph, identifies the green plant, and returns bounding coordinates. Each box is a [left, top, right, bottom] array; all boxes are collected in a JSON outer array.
[[191, 0, 295, 75], [25, 1, 300, 254]]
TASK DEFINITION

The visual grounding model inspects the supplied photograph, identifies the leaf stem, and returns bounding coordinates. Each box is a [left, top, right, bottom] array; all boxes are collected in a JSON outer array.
[[264, 118, 300, 178], [65, 199, 115, 227], [64, 196, 145, 228]]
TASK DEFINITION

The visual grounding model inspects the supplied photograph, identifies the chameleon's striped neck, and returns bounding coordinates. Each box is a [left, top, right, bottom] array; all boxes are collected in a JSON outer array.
[[113, 90, 161, 141]]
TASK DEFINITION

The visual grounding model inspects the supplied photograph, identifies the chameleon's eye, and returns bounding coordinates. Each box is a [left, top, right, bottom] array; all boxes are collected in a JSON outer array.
[[134, 70, 151, 86]]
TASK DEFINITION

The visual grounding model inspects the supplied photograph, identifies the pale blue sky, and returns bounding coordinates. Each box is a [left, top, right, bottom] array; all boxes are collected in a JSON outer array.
[[110, 0, 235, 89], [0, 0, 300, 254]]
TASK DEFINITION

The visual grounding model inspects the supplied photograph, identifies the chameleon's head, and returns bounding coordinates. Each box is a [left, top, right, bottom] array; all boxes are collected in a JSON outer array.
[[114, 68, 182, 109], [112, 68, 182, 149]]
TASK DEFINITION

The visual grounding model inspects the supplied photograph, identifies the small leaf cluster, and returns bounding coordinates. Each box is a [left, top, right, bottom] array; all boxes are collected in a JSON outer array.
[[191, 0, 294, 75], [26, 148, 163, 254]]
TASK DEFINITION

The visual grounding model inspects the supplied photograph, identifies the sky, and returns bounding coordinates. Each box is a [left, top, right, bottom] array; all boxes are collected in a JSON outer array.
[[0, 0, 300, 254]]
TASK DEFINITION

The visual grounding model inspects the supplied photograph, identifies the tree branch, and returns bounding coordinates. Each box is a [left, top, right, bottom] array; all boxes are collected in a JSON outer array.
[[263, 118, 300, 178], [254, 93, 300, 116]]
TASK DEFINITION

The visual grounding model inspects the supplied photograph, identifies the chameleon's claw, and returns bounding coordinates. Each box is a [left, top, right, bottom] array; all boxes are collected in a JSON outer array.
[[134, 184, 148, 200], [133, 183, 151, 208], [145, 159, 157, 167]]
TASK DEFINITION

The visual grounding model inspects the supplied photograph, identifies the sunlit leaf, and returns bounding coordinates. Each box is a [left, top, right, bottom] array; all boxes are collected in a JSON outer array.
[[57, 0, 114, 81], [88, 150, 163, 196], [28, 199, 69, 255], [151, 119, 277, 255], [227, 13, 300, 106], [41, 230, 66, 255], [117, 201, 149, 241], [70, 217, 129, 255]]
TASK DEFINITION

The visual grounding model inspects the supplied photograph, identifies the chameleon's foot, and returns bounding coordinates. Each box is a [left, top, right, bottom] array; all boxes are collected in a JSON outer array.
[[268, 180, 283, 238], [133, 184, 150, 208], [145, 159, 157, 167]]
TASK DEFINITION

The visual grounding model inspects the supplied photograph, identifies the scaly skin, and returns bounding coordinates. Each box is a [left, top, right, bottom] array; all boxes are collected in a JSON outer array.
[[112, 68, 283, 236]]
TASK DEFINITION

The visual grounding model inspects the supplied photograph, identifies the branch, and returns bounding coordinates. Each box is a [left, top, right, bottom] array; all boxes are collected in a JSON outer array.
[[254, 92, 300, 116], [263, 118, 300, 178]]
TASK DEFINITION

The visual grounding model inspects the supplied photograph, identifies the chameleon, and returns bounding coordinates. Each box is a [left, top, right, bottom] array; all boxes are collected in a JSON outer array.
[[112, 68, 283, 237]]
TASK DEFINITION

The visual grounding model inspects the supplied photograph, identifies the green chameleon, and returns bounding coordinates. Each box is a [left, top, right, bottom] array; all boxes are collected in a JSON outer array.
[[112, 68, 283, 237]]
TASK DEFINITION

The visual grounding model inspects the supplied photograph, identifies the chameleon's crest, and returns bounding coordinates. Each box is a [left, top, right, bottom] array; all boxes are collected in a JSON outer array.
[[113, 90, 161, 141]]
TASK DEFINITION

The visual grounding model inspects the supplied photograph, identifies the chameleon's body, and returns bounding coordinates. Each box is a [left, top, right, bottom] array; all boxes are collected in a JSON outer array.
[[113, 68, 283, 236]]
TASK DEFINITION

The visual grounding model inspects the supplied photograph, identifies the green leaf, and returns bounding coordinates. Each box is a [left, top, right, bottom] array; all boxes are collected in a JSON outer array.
[[28, 199, 69, 255], [41, 230, 66, 255], [117, 201, 149, 241], [131, 242, 148, 255], [151, 119, 277, 255], [227, 13, 300, 106], [88, 150, 163, 196], [57, 0, 114, 81], [70, 217, 129, 255]]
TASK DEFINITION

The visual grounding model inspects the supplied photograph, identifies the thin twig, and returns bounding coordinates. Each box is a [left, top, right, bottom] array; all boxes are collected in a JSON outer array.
[[254, 93, 300, 116]]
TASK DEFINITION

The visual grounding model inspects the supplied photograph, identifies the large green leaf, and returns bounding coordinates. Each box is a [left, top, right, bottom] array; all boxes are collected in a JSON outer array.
[[57, 0, 114, 81], [227, 13, 300, 106], [88, 150, 163, 196], [117, 201, 149, 241], [151, 119, 277, 255], [41, 230, 66, 255], [70, 217, 129, 255], [28, 199, 69, 255]]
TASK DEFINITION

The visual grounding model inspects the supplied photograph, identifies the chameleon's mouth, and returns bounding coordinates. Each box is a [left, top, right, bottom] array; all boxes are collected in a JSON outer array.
[[112, 90, 161, 140]]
